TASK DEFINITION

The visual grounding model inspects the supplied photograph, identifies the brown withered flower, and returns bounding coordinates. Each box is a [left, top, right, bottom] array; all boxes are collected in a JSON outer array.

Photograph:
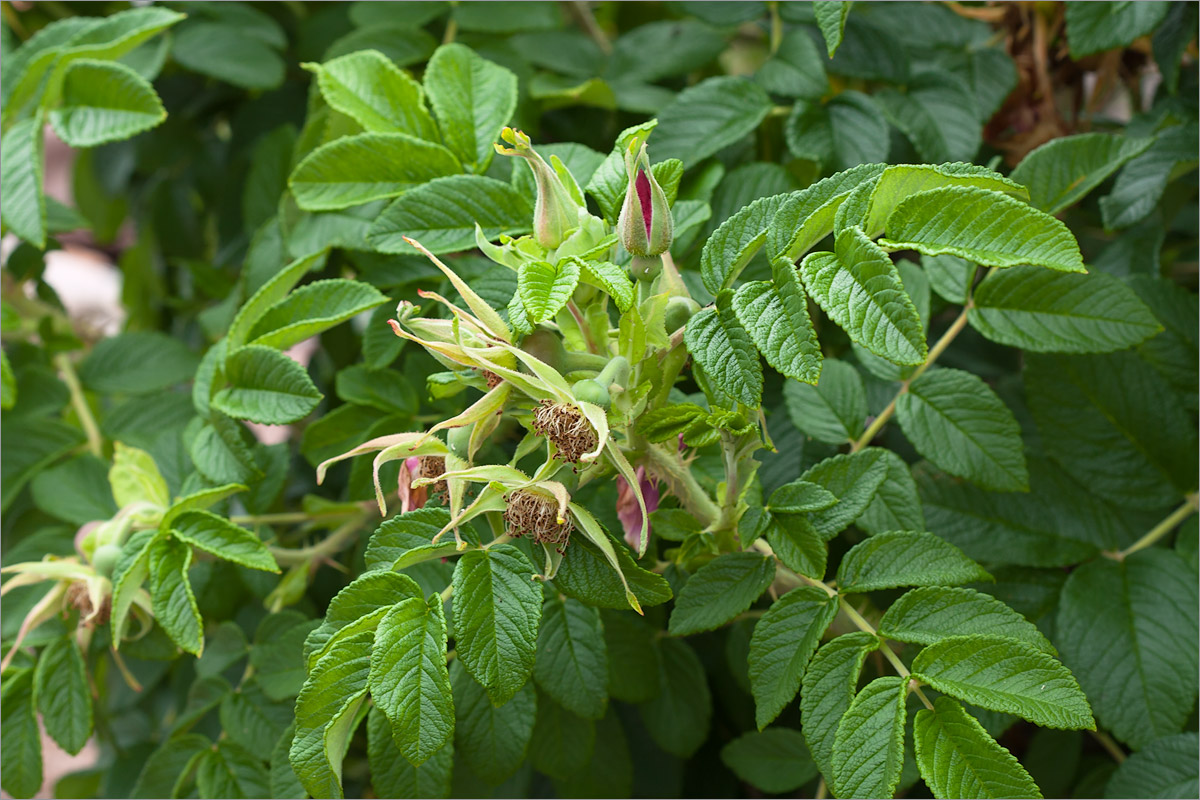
[[503, 490, 573, 552], [532, 400, 598, 464]]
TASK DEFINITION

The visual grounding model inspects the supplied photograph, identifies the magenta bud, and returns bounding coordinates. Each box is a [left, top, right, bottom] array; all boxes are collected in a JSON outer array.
[[617, 142, 673, 257]]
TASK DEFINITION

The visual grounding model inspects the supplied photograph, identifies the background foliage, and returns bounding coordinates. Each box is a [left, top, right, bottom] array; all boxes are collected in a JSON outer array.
[[1, 2, 1197, 799]]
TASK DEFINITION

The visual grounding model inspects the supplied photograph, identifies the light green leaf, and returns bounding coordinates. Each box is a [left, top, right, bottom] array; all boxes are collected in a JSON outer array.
[[304, 572, 422, 667], [533, 597, 607, 720], [452, 544, 542, 705], [47, 59, 164, 148], [0, 352, 14, 411], [768, 163, 887, 266], [786, 90, 889, 172], [769, 481, 839, 514], [639, 638, 711, 758], [289, 133, 461, 211], [423, 43, 517, 172], [860, 163, 1028, 238], [1010, 132, 1154, 214], [213, 346, 323, 426], [1064, 0, 1170, 57], [518, 259, 580, 324], [669, 552, 776, 636], [1, 670, 43, 799], [227, 249, 328, 351], [720, 728, 819, 795], [701, 192, 792, 295], [911, 636, 1095, 730], [196, 740, 271, 799], [131, 734, 211, 799], [813, 1, 851, 56], [650, 76, 772, 167], [732, 258, 822, 384], [748, 587, 838, 729], [800, 227, 927, 366], [309, 49, 437, 139], [783, 359, 866, 444], [149, 536, 203, 656], [109, 441, 169, 509], [830, 676, 907, 799], [290, 631, 372, 799], [109, 529, 158, 642], [1104, 731, 1198, 799], [367, 707, 453, 799], [914, 696, 1043, 800], [685, 293, 763, 407], [247, 279, 387, 350], [801, 448, 890, 538], [364, 507, 452, 571], [78, 330, 199, 395], [33, 636, 92, 755], [879, 185, 1085, 273], [1025, 351, 1197, 508], [370, 595, 454, 766], [880, 586, 1054, 654], [970, 267, 1161, 353], [576, 258, 634, 312], [171, 510, 278, 572], [172, 21, 284, 90], [802, 632, 879, 783], [856, 449, 925, 535], [838, 531, 990, 593], [162, 483, 247, 529], [1057, 549, 1198, 749], [451, 660, 536, 785], [874, 72, 982, 164], [367, 174, 532, 254], [896, 368, 1028, 491]]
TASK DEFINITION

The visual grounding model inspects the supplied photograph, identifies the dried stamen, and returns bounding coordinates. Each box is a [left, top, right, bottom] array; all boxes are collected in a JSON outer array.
[[483, 370, 503, 390], [532, 400, 598, 464], [503, 490, 573, 552], [418, 456, 448, 497]]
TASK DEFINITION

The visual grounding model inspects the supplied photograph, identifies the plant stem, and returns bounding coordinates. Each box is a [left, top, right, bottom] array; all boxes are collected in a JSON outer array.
[[1089, 730, 1127, 763], [767, 1, 783, 54], [232, 511, 324, 526], [850, 304, 972, 452], [569, 0, 612, 54], [1115, 494, 1199, 559], [55, 353, 102, 457], [565, 301, 600, 354], [640, 440, 720, 527], [269, 515, 367, 567]]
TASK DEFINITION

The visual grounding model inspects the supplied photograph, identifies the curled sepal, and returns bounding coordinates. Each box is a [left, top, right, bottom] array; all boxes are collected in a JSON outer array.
[[431, 481, 509, 547], [618, 141, 673, 257], [415, 382, 512, 449], [370, 438, 453, 515], [495, 127, 586, 249], [537, 544, 565, 582], [403, 236, 511, 342], [568, 502, 642, 615]]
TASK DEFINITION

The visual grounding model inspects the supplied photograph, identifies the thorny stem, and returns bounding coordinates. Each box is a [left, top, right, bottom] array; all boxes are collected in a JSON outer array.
[[640, 440, 720, 527], [1112, 494, 1199, 560], [55, 353, 102, 457], [850, 304, 972, 452]]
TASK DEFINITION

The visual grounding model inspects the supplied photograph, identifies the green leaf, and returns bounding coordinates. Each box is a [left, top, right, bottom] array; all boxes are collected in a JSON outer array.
[[1010, 132, 1154, 214], [78, 330, 199, 395], [701, 192, 792, 295], [162, 483, 247, 529], [838, 531, 990, 593], [334, 365, 417, 417], [606, 19, 725, 83], [227, 250, 329, 351], [219, 682, 291, 754], [309, 49, 437, 139], [246, 279, 387, 350], [370, 595, 454, 766], [149, 536, 204, 656], [534, 597, 608, 720], [109, 441, 170, 509], [635, 404, 709, 444], [1064, 0, 1170, 57], [367, 174, 532, 254], [529, 692, 596, 780], [47, 59, 164, 147], [756, 27, 828, 98], [800, 227, 927, 366], [970, 267, 1161, 354], [914, 696, 1043, 800], [171, 510, 278, 572], [768, 163, 886, 265], [451, 660, 536, 785], [1100, 123, 1199, 230], [685, 294, 763, 407], [732, 258, 822, 384], [554, 532, 673, 610], [879, 185, 1084, 273], [518, 259, 581, 324], [783, 359, 866, 444], [801, 448, 890, 538], [252, 612, 322, 702], [576, 258, 634, 312], [304, 571, 422, 666], [769, 481, 839, 514], [874, 72, 982, 164], [1104, 731, 1198, 799], [911, 636, 1095, 730], [423, 43, 517, 172], [856, 450, 925, 535], [188, 414, 264, 487], [1057, 549, 1198, 749], [213, 346, 323, 426], [859, 164, 1028, 238], [172, 21, 284, 90], [289, 133, 461, 211], [131, 734, 211, 799], [748, 587, 838, 729], [290, 631, 372, 799], [669, 552, 776, 636], [786, 91, 889, 172], [0, 352, 14, 411], [453, 544, 542, 705], [365, 507, 452, 571], [109, 529, 158, 642], [1025, 351, 1197, 508], [196, 740, 271, 799], [766, 513, 828, 579], [813, 1, 851, 56], [925, 254, 975, 304], [651, 76, 773, 167], [1, 670, 43, 799], [802, 632, 879, 783], [720, 728, 819, 794], [639, 638, 711, 758], [31, 454, 117, 526], [830, 676, 908, 799], [1, 417, 83, 512], [896, 368, 1028, 491], [33, 636, 92, 755], [602, 610, 660, 703], [367, 707, 453, 799], [880, 586, 1054, 654]]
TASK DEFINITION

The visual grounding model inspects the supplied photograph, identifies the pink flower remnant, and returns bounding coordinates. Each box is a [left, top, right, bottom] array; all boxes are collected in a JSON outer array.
[[617, 466, 660, 552], [398, 456, 427, 513]]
